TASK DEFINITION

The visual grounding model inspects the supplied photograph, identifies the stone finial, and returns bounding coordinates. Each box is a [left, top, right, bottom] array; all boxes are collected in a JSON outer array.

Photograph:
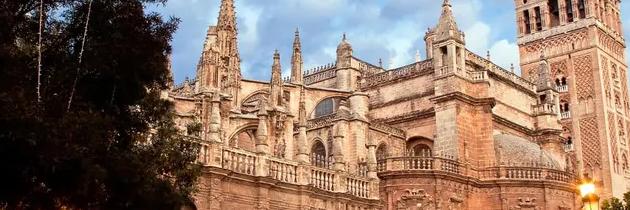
[[510, 63, 515, 73], [217, 0, 237, 31], [486, 50, 491, 60], [291, 29, 304, 84], [270, 50, 283, 106], [415, 50, 421, 62], [434, 0, 464, 43]]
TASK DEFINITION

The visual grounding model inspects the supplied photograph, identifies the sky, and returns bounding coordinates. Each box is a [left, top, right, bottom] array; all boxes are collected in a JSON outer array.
[[150, 0, 630, 84]]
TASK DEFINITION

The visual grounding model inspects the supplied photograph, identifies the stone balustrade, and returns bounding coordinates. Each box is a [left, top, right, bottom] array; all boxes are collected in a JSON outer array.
[[209, 144, 377, 199], [466, 50, 537, 92], [310, 167, 336, 191], [532, 103, 556, 115], [560, 111, 571, 119], [369, 122, 406, 138], [360, 60, 432, 89], [347, 176, 370, 198], [221, 148, 257, 176], [377, 156, 573, 183], [268, 157, 298, 183], [556, 85, 568, 92]]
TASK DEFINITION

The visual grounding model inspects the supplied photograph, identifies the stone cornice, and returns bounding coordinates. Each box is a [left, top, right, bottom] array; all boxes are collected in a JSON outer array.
[[430, 92, 496, 108], [371, 108, 435, 124], [369, 90, 435, 109], [493, 114, 536, 135]]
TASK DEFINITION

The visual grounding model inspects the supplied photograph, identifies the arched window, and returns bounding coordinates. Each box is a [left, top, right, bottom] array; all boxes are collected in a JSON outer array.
[[412, 144, 432, 157], [229, 128, 257, 152], [376, 144, 388, 160], [313, 97, 343, 118], [311, 140, 329, 168], [555, 78, 561, 87], [561, 77, 567, 86], [406, 136, 433, 157]]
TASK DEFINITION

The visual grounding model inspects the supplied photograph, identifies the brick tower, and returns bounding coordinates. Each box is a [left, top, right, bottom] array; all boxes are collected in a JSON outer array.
[[515, 0, 629, 199]]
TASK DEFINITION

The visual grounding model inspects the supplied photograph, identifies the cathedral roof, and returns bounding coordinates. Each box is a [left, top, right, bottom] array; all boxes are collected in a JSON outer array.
[[493, 134, 561, 170]]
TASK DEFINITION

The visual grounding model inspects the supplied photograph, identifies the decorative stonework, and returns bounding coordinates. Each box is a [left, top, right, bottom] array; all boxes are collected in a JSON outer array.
[[523, 29, 588, 56], [574, 55, 594, 100], [580, 117, 602, 167], [395, 189, 435, 210]]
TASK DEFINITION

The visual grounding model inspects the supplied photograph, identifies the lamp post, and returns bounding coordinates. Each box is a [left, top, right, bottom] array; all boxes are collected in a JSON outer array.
[[579, 177, 600, 210]]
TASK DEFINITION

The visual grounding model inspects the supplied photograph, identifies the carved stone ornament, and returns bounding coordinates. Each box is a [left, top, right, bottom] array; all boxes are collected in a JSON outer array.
[[396, 189, 435, 210]]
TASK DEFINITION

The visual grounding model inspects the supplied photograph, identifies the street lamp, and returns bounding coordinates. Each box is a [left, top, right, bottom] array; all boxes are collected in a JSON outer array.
[[579, 177, 600, 210]]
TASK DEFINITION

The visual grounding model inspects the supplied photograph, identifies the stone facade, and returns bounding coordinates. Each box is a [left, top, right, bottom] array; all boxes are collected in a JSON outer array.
[[160, 0, 630, 209], [516, 0, 630, 200]]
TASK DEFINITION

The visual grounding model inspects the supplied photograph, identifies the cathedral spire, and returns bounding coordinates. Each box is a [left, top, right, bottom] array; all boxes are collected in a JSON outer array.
[[291, 28, 304, 84], [270, 50, 283, 107], [434, 0, 464, 43], [217, 0, 237, 31]]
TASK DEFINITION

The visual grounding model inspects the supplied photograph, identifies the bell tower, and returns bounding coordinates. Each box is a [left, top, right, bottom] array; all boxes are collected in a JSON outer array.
[[515, 0, 629, 199]]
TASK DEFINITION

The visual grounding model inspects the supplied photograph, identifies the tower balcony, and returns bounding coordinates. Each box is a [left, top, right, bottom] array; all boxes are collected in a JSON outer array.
[[532, 103, 556, 116], [556, 85, 568, 93], [560, 111, 571, 119]]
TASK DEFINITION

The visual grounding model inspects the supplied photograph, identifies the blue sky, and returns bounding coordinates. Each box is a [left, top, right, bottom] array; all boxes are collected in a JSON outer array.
[[152, 0, 630, 84]]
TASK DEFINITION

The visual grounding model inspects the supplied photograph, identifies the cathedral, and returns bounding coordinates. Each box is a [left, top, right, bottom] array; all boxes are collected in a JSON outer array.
[[168, 0, 630, 209]]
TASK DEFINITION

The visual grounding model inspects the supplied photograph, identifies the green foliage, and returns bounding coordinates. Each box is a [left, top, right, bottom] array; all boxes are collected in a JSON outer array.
[[0, 0, 200, 209], [601, 192, 630, 210], [186, 122, 202, 137]]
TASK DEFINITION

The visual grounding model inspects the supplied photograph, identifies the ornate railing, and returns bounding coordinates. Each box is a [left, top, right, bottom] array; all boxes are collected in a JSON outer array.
[[557, 85, 568, 92], [532, 103, 556, 115], [361, 60, 432, 89], [211, 145, 377, 199], [347, 176, 370, 198], [268, 157, 298, 183], [307, 113, 343, 130], [221, 148, 257, 176], [466, 50, 537, 92], [377, 156, 573, 183], [561, 111, 571, 119], [370, 122, 406, 138], [304, 63, 337, 85], [310, 167, 336, 191]]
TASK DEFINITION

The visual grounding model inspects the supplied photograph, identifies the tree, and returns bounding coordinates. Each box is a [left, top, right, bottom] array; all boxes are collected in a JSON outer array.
[[0, 0, 200, 209], [601, 191, 630, 210]]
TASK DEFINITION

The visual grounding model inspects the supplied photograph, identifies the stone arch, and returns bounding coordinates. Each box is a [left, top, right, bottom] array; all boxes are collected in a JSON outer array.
[[406, 136, 433, 157], [228, 123, 258, 152], [376, 143, 389, 160], [240, 90, 270, 114], [310, 138, 330, 168], [308, 95, 347, 119]]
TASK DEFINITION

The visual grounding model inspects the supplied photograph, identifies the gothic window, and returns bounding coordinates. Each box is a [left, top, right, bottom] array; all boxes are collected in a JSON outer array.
[[565, 136, 574, 151], [376, 144, 388, 160], [407, 137, 433, 157], [313, 97, 342, 118], [549, 0, 560, 27], [578, 0, 586, 19], [412, 144, 432, 157], [311, 140, 329, 168], [524, 10, 532, 34], [534, 7, 543, 31], [230, 128, 257, 152], [440, 46, 448, 66], [566, 0, 574, 22]]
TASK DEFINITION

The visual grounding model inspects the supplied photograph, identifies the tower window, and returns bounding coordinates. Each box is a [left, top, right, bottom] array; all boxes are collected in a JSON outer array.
[[566, 0, 574, 22], [578, 0, 586, 19], [524, 10, 532, 34], [534, 7, 543, 31], [549, 0, 560, 27]]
